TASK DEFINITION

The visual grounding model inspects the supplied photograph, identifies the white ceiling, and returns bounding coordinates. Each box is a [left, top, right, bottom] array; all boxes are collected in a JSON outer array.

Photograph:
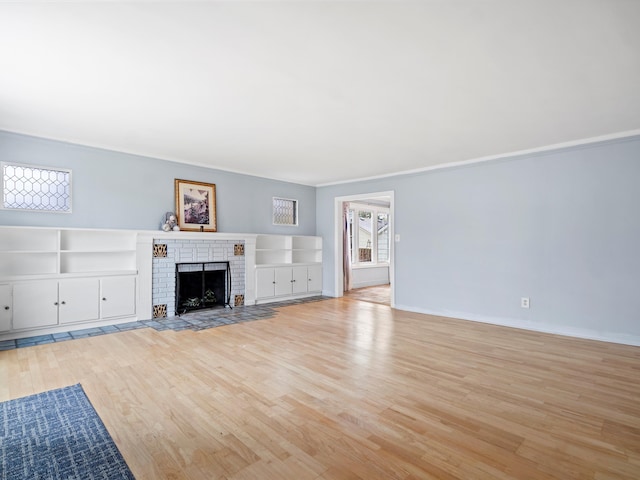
[[1, 1, 639, 186]]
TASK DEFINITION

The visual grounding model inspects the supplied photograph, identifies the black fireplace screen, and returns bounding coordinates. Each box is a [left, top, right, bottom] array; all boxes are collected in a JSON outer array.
[[175, 261, 231, 315]]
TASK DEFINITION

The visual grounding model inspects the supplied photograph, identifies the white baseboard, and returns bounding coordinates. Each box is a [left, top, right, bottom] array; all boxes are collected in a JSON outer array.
[[352, 280, 390, 289], [254, 291, 322, 305], [393, 304, 640, 347]]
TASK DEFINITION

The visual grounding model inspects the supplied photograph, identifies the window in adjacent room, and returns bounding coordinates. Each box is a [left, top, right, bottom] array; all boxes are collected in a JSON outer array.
[[348, 204, 390, 266], [377, 211, 390, 263], [1, 162, 72, 212], [272, 197, 298, 226]]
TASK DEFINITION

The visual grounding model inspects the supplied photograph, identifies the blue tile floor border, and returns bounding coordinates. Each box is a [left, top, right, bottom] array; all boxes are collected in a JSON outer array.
[[0, 296, 329, 351]]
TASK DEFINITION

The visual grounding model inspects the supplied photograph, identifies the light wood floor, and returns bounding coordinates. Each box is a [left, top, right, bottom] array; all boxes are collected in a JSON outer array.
[[2, 297, 640, 479], [344, 284, 391, 305]]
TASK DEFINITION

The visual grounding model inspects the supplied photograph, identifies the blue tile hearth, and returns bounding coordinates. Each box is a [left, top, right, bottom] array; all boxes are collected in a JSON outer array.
[[0, 296, 329, 351], [16, 335, 55, 347], [0, 340, 17, 351]]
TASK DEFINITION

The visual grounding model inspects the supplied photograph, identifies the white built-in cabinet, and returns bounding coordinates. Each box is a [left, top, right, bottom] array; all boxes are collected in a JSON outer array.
[[0, 226, 138, 340], [10, 276, 136, 331], [12, 279, 98, 329], [0, 284, 11, 332], [306, 264, 323, 292], [101, 276, 136, 319], [255, 235, 322, 303]]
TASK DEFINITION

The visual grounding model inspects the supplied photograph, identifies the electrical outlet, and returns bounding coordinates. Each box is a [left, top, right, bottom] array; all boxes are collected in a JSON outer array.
[[521, 297, 530, 309]]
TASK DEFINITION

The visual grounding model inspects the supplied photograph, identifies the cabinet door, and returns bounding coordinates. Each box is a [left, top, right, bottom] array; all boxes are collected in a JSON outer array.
[[291, 266, 308, 294], [307, 265, 323, 293], [256, 268, 275, 299], [101, 276, 136, 319], [274, 267, 293, 297], [58, 278, 100, 324], [0, 284, 11, 332], [12, 281, 59, 329]]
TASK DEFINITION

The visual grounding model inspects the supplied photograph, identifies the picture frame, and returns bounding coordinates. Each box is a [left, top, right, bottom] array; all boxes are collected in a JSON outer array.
[[174, 179, 217, 232]]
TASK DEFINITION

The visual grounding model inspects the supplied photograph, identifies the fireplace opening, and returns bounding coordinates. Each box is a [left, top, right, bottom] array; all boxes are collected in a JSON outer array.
[[175, 261, 231, 315]]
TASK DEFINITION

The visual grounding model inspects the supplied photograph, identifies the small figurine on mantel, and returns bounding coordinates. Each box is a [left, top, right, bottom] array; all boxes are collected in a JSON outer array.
[[161, 212, 180, 232]]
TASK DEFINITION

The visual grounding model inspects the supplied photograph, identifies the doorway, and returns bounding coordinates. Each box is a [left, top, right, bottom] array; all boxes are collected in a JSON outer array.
[[344, 284, 391, 306], [333, 191, 395, 307]]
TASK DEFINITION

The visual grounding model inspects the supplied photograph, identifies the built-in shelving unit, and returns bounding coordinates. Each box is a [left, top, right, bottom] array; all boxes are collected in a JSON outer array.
[[0, 226, 139, 339], [60, 229, 137, 274], [255, 235, 322, 266], [255, 234, 322, 303], [255, 235, 293, 266], [0, 227, 137, 278]]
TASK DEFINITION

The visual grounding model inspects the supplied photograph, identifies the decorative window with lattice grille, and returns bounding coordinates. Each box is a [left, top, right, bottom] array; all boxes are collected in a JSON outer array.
[[272, 197, 298, 226], [1, 162, 72, 212]]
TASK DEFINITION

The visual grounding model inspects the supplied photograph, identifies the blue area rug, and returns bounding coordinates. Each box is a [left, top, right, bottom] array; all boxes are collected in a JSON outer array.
[[0, 384, 135, 479]]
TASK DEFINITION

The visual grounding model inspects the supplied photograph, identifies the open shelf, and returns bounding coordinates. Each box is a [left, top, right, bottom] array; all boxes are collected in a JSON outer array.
[[292, 249, 322, 264], [255, 235, 293, 251], [255, 234, 322, 266], [292, 236, 322, 250], [60, 251, 137, 274], [255, 249, 292, 265], [0, 252, 58, 276], [60, 229, 137, 251], [0, 226, 139, 278], [0, 227, 58, 252]]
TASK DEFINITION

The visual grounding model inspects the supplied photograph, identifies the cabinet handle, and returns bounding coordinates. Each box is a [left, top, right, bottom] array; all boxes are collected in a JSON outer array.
[[102, 297, 107, 301], [3, 306, 9, 311], [54, 302, 58, 306], [60, 301, 66, 305], [272, 282, 276, 284]]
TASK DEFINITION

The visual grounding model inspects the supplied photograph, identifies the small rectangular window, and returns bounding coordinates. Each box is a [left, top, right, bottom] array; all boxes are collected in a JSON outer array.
[[1, 162, 72, 212], [272, 197, 298, 226]]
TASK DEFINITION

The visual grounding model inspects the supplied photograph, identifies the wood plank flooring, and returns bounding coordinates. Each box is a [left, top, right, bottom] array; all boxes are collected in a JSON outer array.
[[344, 284, 391, 305], [2, 297, 640, 479]]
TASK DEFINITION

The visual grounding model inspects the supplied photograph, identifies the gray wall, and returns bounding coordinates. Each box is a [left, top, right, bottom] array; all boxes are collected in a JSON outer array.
[[3, 130, 639, 344], [317, 136, 640, 345], [352, 265, 389, 289], [0, 131, 316, 234]]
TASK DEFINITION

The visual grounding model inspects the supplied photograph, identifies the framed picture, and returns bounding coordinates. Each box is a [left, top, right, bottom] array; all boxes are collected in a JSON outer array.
[[174, 179, 217, 232]]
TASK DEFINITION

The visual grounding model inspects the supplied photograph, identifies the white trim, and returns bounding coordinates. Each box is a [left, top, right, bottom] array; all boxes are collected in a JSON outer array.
[[352, 280, 390, 289], [349, 201, 390, 212], [394, 303, 640, 347], [333, 190, 395, 308], [254, 292, 321, 305], [1, 128, 321, 187], [317, 129, 640, 187], [8, 129, 640, 188]]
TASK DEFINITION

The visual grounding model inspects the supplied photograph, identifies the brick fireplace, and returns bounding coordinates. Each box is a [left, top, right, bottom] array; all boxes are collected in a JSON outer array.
[[152, 238, 245, 317]]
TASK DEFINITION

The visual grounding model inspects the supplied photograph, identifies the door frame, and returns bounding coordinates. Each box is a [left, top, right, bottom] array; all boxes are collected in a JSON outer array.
[[333, 190, 395, 307]]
